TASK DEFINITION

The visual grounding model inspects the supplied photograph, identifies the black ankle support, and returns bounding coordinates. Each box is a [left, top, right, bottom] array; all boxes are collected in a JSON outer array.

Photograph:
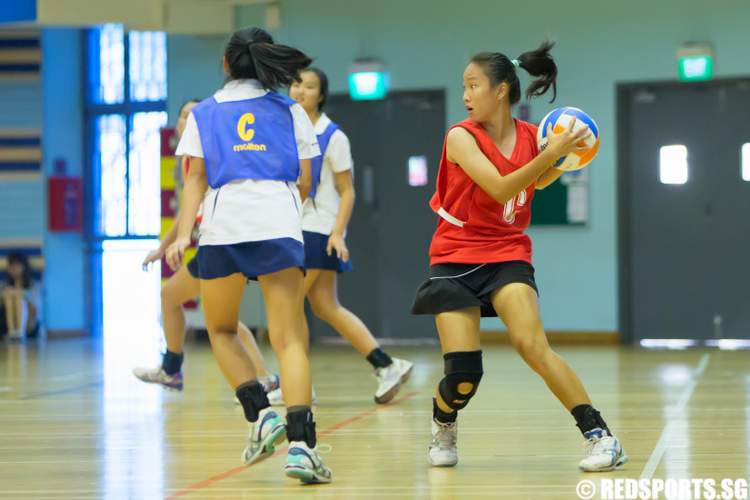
[[366, 347, 393, 369], [235, 380, 270, 423], [161, 350, 184, 376], [433, 397, 457, 423], [571, 404, 610, 435], [286, 407, 317, 448]]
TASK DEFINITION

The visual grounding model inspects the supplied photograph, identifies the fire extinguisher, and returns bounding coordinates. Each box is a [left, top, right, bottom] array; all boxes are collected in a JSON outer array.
[[48, 158, 82, 232], [64, 181, 77, 227]]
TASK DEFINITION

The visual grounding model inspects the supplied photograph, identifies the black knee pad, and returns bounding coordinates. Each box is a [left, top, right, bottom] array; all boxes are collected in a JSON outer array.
[[438, 350, 483, 411]]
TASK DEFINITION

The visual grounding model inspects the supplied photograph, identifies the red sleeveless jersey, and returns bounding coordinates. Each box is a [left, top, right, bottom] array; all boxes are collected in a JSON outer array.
[[428, 118, 539, 265]]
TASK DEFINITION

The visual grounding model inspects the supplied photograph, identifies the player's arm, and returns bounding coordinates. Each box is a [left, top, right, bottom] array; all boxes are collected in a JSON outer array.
[[160, 218, 180, 248], [331, 170, 355, 236], [177, 157, 207, 241], [298, 158, 312, 202], [165, 156, 208, 270], [447, 127, 563, 204], [536, 168, 565, 190], [448, 120, 589, 203]]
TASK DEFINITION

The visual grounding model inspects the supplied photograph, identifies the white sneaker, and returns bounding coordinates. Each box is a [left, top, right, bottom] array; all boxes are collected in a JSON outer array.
[[428, 418, 458, 467], [374, 357, 414, 404], [285, 441, 332, 484], [579, 428, 628, 472], [267, 386, 317, 406], [132, 366, 184, 391], [7, 330, 25, 342], [260, 374, 280, 393], [241, 407, 286, 465]]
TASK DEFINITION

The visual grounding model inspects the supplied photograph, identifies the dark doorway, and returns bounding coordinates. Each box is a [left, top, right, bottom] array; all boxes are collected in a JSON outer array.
[[618, 78, 750, 344], [308, 90, 446, 340]]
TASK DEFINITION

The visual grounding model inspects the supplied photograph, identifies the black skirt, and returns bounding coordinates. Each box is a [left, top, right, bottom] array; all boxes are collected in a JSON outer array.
[[411, 261, 538, 317]]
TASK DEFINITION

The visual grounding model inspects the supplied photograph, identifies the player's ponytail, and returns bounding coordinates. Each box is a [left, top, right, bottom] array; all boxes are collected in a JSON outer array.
[[224, 27, 312, 90], [471, 39, 557, 105], [516, 40, 557, 103]]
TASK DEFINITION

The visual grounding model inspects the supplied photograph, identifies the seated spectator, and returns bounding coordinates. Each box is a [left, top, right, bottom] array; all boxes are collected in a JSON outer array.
[[1, 253, 41, 341]]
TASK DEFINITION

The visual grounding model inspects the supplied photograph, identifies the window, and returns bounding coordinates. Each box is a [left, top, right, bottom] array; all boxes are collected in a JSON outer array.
[[659, 145, 688, 185], [407, 155, 428, 186], [95, 114, 127, 236], [85, 25, 167, 338], [87, 24, 125, 105], [742, 143, 750, 182], [129, 31, 167, 102], [128, 112, 167, 235], [86, 24, 168, 239]]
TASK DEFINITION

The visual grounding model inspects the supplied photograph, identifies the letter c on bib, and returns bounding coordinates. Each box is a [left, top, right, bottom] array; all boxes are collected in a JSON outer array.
[[237, 113, 256, 142]]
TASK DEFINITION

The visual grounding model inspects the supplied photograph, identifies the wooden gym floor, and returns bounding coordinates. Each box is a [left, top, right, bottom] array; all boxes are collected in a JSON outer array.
[[1, 339, 748, 499]]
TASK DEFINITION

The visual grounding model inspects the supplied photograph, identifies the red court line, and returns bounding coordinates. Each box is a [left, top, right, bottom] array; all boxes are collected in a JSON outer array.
[[167, 390, 419, 499]]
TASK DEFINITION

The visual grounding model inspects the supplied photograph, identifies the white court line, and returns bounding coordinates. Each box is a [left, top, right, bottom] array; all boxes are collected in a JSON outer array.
[[640, 353, 710, 479]]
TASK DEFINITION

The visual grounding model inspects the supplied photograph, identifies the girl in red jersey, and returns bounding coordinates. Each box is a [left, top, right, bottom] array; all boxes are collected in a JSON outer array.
[[412, 41, 627, 472]]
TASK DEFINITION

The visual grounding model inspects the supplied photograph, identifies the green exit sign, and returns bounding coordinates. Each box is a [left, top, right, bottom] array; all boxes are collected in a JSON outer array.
[[677, 43, 714, 82], [678, 55, 713, 81], [348, 59, 389, 101], [348, 71, 389, 100]]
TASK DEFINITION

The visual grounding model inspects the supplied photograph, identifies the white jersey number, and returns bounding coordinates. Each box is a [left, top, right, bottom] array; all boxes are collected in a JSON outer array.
[[502, 189, 527, 224]]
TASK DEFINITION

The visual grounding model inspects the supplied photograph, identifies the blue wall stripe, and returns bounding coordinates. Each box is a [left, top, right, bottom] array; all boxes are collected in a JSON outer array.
[[0, 39, 40, 49], [0, 138, 40, 146], [0, 247, 42, 256], [0, 271, 43, 282], [0, 162, 40, 171], [0, 63, 40, 72]]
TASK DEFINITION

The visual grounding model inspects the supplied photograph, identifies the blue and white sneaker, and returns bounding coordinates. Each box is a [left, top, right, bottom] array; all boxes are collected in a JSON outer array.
[[284, 441, 332, 484], [579, 428, 628, 472], [241, 407, 286, 465]]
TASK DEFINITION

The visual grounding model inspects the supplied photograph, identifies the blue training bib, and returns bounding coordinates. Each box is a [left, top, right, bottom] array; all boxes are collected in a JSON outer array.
[[310, 121, 340, 199], [193, 92, 300, 189]]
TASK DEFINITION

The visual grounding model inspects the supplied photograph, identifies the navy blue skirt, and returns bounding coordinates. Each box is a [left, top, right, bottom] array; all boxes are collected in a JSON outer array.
[[303, 231, 353, 274], [196, 238, 305, 281], [186, 256, 200, 278]]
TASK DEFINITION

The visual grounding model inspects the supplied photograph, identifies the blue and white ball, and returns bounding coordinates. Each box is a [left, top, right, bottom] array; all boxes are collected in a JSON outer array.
[[537, 107, 600, 171]]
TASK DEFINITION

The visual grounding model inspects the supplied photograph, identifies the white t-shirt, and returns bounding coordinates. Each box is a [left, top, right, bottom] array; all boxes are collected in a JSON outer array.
[[176, 79, 320, 246], [301, 113, 354, 235]]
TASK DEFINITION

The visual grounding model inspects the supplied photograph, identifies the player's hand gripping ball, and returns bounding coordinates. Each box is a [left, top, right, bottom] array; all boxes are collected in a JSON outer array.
[[537, 107, 599, 171]]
